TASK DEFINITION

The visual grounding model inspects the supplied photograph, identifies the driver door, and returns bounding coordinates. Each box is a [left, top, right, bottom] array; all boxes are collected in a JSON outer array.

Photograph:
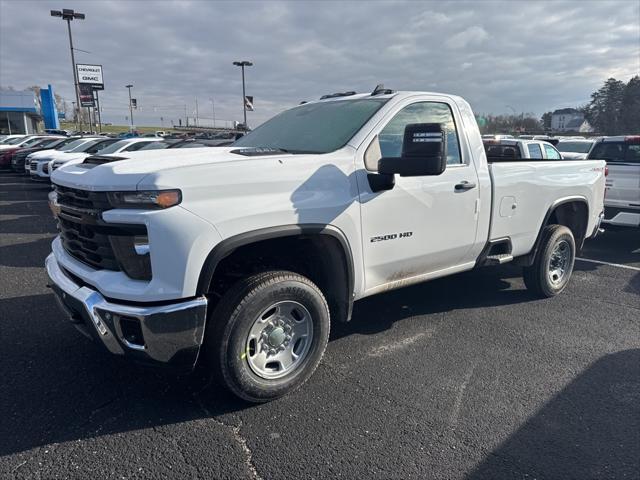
[[356, 100, 480, 292]]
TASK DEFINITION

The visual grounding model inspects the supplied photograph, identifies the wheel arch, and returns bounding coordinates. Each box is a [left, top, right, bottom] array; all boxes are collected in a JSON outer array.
[[519, 196, 589, 266], [197, 224, 355, 322]]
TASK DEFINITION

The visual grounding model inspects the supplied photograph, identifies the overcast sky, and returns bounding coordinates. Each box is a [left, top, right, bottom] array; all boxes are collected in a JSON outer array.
[[1, 0, 638, 127]]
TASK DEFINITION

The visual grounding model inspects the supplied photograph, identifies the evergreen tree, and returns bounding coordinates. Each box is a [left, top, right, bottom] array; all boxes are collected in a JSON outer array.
[[585, 78, 626, 135], [620, 76, 640, 134]]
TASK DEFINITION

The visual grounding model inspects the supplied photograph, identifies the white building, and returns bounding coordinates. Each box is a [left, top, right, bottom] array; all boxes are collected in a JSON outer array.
[[551, 108, 592, 133]]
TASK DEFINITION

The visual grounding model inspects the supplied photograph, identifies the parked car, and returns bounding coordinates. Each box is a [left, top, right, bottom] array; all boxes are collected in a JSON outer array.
[[0, 136, 64, 170], [587, 135, 640, 227], [51, 138, 164, 173], [0, 135, 44, 151], [556, 139, 595, 160], [0, 134, 27, 144], [483, 138, 563, 160], [47, 90, 605, 402], [12, 137, 82, 173], [29, 137, 118, 180]]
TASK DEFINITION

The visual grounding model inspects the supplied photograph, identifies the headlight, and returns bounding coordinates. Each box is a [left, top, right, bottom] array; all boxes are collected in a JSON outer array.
[[107, 190, 182, 209]]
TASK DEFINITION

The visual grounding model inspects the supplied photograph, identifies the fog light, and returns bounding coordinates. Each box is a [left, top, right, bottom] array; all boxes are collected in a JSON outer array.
[[109, 235, 152, 280], [133, 235, 150, 255], [48, 190, 60, 219]]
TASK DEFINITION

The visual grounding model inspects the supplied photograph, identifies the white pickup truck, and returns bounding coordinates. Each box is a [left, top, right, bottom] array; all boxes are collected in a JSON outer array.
[[46, 90, 606, 402], [587, 136, 640, 227]]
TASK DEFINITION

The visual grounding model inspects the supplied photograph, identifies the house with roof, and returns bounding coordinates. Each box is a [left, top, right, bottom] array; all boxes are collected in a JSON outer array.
[[551, 108, 593, 133]]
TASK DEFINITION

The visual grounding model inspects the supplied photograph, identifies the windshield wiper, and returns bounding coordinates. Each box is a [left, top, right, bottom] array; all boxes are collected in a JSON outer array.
[[231, 147, 322, 156]]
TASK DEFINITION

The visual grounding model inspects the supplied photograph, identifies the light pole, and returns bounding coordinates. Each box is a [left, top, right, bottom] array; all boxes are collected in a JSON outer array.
[[506, 104, 517, 132], [125, 84, 134, 131], [50, 9, 85, 131], [214, 98, 216, 128], [233, 60, 252, 129]]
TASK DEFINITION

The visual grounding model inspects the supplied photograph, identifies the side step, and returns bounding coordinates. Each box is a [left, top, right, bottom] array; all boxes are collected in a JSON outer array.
[[484, 253, 514, 265]]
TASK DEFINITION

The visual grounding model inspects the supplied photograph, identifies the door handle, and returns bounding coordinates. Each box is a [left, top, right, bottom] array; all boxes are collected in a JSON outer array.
[[455, 181, 476, 191]]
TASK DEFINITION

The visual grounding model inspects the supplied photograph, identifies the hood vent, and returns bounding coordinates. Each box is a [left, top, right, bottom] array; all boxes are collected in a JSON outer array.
[[81, 155, 129, 167]]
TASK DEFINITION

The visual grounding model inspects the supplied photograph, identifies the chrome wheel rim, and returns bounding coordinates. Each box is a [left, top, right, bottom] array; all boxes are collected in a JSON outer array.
[[548, 239, 571, 286], [245, 301, 314, 380]]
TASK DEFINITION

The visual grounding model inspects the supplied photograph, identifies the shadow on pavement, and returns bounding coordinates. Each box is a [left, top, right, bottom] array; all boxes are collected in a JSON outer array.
[[467, 349, 640, 479], [332, 265, 531, 339]]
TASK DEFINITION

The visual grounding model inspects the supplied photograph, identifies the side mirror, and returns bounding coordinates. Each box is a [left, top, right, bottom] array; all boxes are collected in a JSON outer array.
[[378, 123, 447, 176]]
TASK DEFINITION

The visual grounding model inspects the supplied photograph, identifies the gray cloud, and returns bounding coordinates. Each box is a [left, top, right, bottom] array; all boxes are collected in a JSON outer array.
[[1, 0, 638, 127]]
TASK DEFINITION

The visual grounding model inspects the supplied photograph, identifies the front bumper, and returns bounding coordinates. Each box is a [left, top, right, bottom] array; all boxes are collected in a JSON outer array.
[[46, 253, 208, 369]]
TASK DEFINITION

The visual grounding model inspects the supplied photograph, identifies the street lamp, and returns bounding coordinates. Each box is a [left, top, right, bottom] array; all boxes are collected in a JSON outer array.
[[233, 60, 252, 129], [50, 8, 85, 130], [125, 84, 134, 131]]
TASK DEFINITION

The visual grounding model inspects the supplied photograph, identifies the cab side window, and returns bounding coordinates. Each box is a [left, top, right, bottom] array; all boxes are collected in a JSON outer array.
[[544, 144, 561, 159], [365, 102, 462, 171], [527, 144, 543, 159]]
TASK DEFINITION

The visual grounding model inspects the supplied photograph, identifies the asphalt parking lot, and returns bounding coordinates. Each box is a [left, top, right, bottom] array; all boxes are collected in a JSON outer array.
[[0, 172, 638, 480]]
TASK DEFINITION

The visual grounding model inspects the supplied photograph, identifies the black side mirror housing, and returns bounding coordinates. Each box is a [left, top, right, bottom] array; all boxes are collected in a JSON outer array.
[[378, 123, 447, 177]]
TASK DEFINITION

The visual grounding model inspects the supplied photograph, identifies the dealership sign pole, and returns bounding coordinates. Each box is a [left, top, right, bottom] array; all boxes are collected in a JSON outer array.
[[77, 64, 104, 133]]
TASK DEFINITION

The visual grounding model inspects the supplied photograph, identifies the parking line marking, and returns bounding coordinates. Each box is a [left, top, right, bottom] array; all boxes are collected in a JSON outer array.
[[576, 258, 640, 272]]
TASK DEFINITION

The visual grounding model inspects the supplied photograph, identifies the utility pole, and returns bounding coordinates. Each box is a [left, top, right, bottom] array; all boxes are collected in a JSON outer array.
[[195, 97, 199, 128], [95, 89, 102, 132], [233, 60, 253, 129], [50, 9, 85, 131], [126, 84, 134, 131], [210, 97, 215, 128]]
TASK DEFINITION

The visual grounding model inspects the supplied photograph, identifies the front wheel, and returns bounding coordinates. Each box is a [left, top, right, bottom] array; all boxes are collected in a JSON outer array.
[[523, 225, 576, 297], [204, 271, 330, 403]]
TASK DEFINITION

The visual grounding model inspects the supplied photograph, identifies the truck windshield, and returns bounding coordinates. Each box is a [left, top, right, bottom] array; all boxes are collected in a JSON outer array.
[[557, 141, 593, 154], [233, 98, 388, 154]]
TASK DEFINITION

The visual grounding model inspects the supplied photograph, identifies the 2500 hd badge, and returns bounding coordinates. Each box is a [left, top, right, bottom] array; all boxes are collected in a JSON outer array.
[[370, 231, 413, 242]]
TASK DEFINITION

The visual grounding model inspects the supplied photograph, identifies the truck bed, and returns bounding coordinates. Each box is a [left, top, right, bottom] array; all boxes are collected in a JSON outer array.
[[488, 160, 606, 257]]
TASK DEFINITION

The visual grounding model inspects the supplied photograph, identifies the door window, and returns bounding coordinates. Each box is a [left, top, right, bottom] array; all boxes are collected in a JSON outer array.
[[625, 144, 640, 163], [543, 144, 561, 159], [527, 144, 543, 159], [365, 102, 462, 170]]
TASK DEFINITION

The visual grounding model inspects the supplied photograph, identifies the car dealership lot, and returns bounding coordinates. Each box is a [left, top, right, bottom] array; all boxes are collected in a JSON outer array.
[[0, 173, 638, 479]]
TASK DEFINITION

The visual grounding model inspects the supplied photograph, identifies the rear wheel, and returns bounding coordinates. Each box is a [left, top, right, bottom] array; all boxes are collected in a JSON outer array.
[[204, 271, 330, 403], [523, 225, 576, 297]]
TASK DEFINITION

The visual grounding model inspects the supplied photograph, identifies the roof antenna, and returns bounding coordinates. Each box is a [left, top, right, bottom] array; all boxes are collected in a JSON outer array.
[[371, 84, 394, 96]]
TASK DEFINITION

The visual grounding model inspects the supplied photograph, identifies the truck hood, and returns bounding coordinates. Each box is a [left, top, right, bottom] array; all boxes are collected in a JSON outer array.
[[50, 147, 290, 191]]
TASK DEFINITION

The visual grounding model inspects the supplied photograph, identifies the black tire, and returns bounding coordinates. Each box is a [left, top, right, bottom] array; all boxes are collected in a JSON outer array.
[[523, 225, 576, 298], [203, 271, 330, 403]]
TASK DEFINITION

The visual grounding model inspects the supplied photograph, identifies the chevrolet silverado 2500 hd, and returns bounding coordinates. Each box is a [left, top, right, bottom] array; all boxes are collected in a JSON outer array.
[[46, 90, 606, 402]]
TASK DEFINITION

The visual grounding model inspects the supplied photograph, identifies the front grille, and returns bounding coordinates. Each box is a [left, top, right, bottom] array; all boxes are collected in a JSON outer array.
[[43, 163, 49, 174], [30, 161, 37, 171], [55, 185, 145, 272], [56, 185, 112, 211]]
